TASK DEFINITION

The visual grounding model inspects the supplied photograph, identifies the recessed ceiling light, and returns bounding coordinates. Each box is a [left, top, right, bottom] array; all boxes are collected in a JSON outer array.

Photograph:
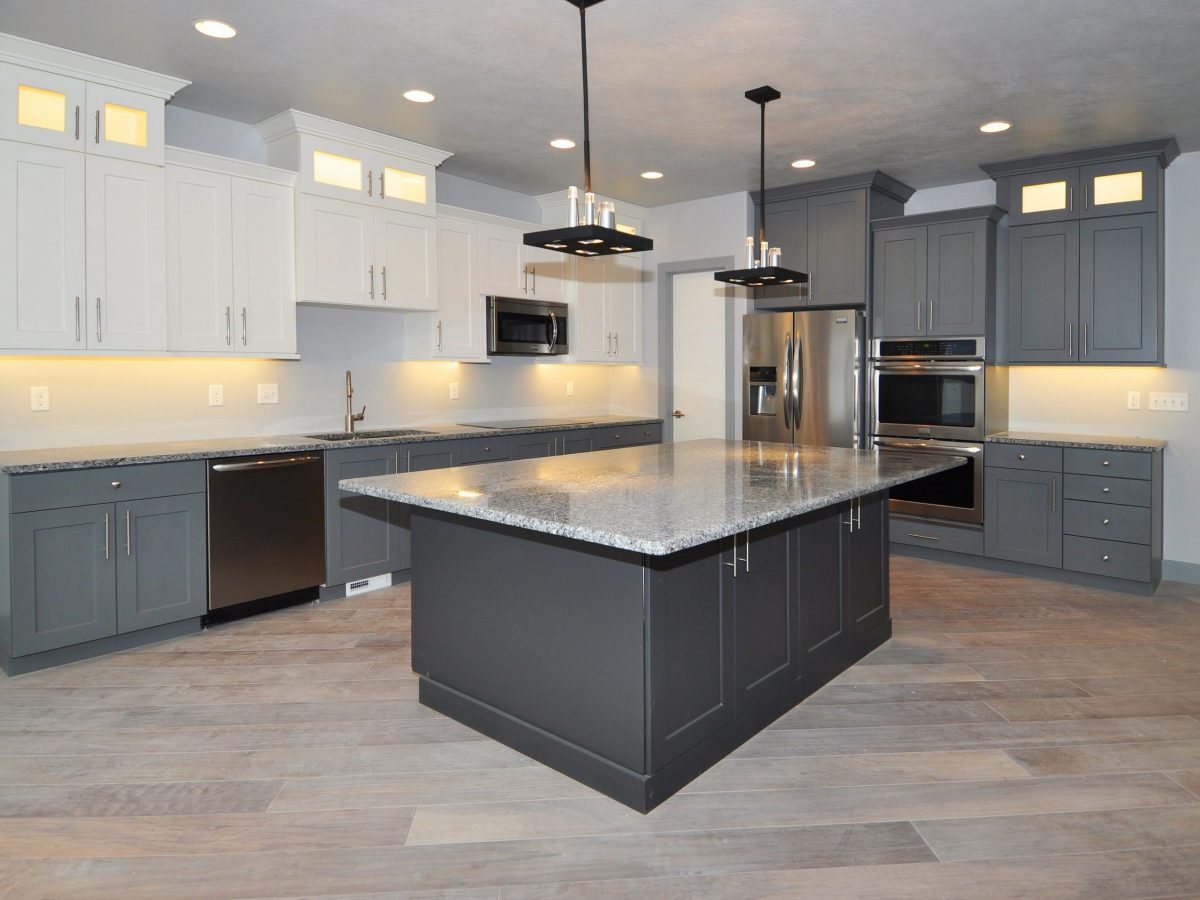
[[790, 158, 816, 169], [193, 19, 236, 39], [980, 120, 1012, 133], [641, 171, 664, 180], [550, 138, 576, 150], [403, 90, 436, 104]]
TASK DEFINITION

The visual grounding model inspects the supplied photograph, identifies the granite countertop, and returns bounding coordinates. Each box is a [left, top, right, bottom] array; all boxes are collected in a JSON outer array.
[[986, 431, 1167, 452], [0, 416, 662, 474], [340, 438, 965, 556]]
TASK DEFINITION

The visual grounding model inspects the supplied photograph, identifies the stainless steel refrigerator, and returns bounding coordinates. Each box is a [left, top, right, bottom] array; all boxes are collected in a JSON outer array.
[[743, 309, 864, 448]]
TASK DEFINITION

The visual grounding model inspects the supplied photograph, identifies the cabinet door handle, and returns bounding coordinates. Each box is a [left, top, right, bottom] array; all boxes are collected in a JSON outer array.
[[916, 296, 921, 332], [614, 333, 619, 357], [1083, 322, 1089, 358], [522, 266, 528, 294], [125, 509, 132, 557], [381, 266, 387, 301], [380, 170, 385, 197], [531, 266, 536, 295], [1102, 460, 1110, 467], [225, 307, 232, 345], [1067, 185, 1073, 212], [723, 532, 738, 578], [743, 530, 750, 573], [606, 332, 611, 355], [436, 320, 443, 350], [74, 105, 80, 140], [1067, 322, 1074, 357], [929, 297, 935, 331], [94, 109, 100, 144], [1102, 486, 1111, 493], [367, 170, 373, 197], [1102, 518, 1110, 525], [1051, 478, 1057, 512], [1101, 554, 1110, 562], [907, 532, 941, 541], [74, 297, 81, 342], [854, 497, 862, 531], [95, 298, 102, 343], [1018, 453, 1026, 460], [368, 265, 375, 300], [241, 307, 248, 346], [103, 512, 110, 560]]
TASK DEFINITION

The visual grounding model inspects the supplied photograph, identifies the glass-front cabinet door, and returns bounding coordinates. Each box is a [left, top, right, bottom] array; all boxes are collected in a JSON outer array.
[[0, 63, 86, 151], [84, 83, 164, 165], [1007, 167, 1080, 225], [301, 135, 434, 215], [1080, 158, 1158, 218]]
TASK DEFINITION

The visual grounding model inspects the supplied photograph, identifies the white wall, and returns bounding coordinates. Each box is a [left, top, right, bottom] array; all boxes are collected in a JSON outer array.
[[905, 158, 1200, 572]]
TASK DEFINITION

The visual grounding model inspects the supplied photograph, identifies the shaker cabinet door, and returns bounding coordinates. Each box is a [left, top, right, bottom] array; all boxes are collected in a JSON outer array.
[[298, 194, 373, 306], [872, 225, 926, 337], [985, 467, 1063, 568], [735, 521, 798, 713], [166, 164, 233, 352], [1006, 222, 1079, 363], [806, 189, 866, 307], [927, 219, 988, 337], [115, 494, 208, 633], [233, 176, 297, 353], [324, 445, 404, 586], [1079, 214, 1158, 364]]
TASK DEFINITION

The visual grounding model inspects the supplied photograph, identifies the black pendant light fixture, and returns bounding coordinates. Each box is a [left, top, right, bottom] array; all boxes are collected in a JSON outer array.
[[714, 86, 809, 288], [523, 0, 653, 257]]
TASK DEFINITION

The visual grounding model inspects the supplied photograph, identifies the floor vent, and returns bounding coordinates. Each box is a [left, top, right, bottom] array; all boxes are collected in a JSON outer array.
[[345, 573, 393, 597]]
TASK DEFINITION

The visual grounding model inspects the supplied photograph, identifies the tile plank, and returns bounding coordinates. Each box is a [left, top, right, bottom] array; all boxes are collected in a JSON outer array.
[[0, 780, 282, 818], [1008, 740, 1200, 777]]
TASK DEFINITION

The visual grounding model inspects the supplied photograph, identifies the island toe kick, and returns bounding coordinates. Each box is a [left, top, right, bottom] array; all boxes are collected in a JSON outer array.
[[409, 494, 892, 813]]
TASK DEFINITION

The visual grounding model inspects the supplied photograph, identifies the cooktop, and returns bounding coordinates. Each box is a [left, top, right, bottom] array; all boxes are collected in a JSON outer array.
[[465, 418, 596, 429]]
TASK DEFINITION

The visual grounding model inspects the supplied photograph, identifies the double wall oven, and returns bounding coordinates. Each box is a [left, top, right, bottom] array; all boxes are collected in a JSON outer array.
[[870, 337, 1006, 524]]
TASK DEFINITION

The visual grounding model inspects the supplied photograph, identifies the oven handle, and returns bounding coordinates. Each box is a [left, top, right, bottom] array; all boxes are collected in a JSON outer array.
[[874, 438, 982, 454], [873, 362, 983, 373]]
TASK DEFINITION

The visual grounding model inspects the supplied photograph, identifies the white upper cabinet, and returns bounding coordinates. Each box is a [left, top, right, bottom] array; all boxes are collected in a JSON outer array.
[[375, 209, 437, 311], [165, 149, 297, 356], [572, 255, 641, 363], [298, 194, 374, 307], [0, 62, 86, 152], [477, 223, 525, 297], [84, 156, 165, 351], [84, 83, 164, 166], [431, 216, 486, 360], [522, 243, 569, 303], [0, 141, 86, 349]]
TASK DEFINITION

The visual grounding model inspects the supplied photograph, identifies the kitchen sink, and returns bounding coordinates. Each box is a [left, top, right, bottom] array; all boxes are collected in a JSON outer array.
[[305, 429, 433, 441]]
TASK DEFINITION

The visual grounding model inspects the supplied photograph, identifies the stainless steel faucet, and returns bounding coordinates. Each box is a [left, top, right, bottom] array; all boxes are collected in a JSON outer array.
[[344, 370, 366, 433]]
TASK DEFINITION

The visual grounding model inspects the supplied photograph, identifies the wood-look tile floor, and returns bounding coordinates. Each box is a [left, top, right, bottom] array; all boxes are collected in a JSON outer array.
[[2, 557, 1200, 898]]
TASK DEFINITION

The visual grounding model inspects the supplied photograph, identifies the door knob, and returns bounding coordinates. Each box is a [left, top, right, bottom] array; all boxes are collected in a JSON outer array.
[[672, 410, 685, 419]]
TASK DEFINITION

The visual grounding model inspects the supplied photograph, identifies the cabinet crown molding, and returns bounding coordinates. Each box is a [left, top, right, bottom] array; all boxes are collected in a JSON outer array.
[[0, 31, 189, 99], [254, 109, 453, 167], [756, 170, 915, 206], [165, 146, 296, 186], [981, 137, 1180, 179], [873, 205, 1007, 231]]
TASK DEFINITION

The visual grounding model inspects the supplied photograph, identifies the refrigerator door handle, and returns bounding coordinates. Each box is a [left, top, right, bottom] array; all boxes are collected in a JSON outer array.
[[792, 332, 803, 433], [783, 332, 793, 430]]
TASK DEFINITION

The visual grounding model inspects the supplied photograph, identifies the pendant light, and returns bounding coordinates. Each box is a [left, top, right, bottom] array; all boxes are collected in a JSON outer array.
[[714, 86, 809, 288], [523, 0, 653, 257]]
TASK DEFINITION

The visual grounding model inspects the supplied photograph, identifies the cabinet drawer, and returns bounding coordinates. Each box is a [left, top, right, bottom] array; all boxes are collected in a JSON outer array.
[[11, 461, 206, 513], [890, 518, 984, 556], [1062, 500, 1151, 544], [1063, 473, 1152, 507], [1063, 448, 1152, 480], [597, 423, 662, 449], [460, 436, 511, 465], [1063, 535, 1152, 582], [985, 443, 1062, 473]]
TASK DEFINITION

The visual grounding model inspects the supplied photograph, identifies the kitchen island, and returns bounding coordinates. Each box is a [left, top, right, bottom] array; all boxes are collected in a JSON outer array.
[[341, 439, 963, 811]]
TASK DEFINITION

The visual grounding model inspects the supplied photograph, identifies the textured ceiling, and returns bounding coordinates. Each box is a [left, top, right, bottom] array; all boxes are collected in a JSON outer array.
[[2, 0, 1199, 205]]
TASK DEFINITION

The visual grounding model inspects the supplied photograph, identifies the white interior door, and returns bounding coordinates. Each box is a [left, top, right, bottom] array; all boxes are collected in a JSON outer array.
[[670, 271, 727, 441]]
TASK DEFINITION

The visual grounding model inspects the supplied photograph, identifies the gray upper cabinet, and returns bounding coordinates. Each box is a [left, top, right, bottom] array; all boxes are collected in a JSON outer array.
[[116, 493, 208, 633], [872, 207, 1000, 340], [754, 172, 911, 312], [1007, 221, 1080, 363], [11, 503, 117, 655], [984, 139, 1175, 365], [1080, 214, 1159, 363]]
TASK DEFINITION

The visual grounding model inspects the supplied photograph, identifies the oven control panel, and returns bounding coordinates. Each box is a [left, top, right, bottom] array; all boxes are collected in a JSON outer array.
[[874, 338, 982, 359]]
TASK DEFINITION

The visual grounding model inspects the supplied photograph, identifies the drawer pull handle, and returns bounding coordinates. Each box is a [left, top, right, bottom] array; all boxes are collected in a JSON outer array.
[[1102, 518, 1110, 525], [907, 533, 940, 541], [1101, 554, 1110, 562], [1018, 453, 1026, 460], [111, 481, 121, 488], [1102, 460, 1110, 467], [1102, 487, 1111, 493], [483, 446, 490, 452]]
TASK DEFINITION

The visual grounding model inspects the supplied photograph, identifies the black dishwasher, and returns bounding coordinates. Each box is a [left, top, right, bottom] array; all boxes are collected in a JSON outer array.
[[207, 453, 326, 611]]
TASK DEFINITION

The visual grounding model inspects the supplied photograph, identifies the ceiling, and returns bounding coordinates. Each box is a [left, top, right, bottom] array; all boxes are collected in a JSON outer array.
[[4, 0, 1199, 205]]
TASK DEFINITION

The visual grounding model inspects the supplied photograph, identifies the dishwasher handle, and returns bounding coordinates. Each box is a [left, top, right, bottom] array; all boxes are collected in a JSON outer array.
[[211, 455, 322, 473]]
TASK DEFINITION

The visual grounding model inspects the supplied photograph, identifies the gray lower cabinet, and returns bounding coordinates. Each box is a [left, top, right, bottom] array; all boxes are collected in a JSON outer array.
[[116, 494, 207, 633], [510, 432, 557, 459], [11, 504, 117, 655], [560, 429, 599, 455], [1080, 214, 1159, 363], [405, 441, 462, 472], [845, 494, 889, 636], [984, 467, 1062, 567], [734, 521, 798, 712], [324, 444, 404, 588], [794, 503, 848, 683], [1006, 221, 1079, 362]]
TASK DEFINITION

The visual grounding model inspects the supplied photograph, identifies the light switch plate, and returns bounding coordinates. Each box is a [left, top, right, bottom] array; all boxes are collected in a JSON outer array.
[[1149, 391, 1188, 411], [208, 385, 224, 407], [30, 386, 49, 411], [257, 383, 279, 405], [567, 381, 575, 397], [1127, 390, 1141, 410], [449, 382, 459, 400]]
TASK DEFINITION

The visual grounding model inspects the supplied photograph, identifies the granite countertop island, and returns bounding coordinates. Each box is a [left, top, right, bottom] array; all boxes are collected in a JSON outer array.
[[0, 415, 661, 474], [986, 431, 1167, 452], [341, 438, 963, 555], [340, 438, 964, 812]]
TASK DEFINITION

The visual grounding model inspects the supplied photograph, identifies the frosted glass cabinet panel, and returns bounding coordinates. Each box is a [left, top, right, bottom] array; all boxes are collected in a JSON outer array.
[[1080, 158, 1158, 218], [84, 83, 164, 165], [1008, 167, 1080, 225], [0, 63, 86, 151]]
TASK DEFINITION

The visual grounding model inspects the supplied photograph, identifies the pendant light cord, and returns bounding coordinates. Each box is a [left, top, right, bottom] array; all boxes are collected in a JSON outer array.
[[580, 3, 592, 194], [758, 99, 766, 247]]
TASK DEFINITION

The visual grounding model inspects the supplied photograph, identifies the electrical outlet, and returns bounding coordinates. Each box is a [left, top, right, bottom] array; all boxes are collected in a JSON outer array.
[[566, 381, 575, 397], [257, 383, 279, 405], [1149, 391, 1189, 411], [1127, 390, 1141, 410], [208, 384, 224, 407], [449, 382, 459, 400], [29, 386, 50, 411]]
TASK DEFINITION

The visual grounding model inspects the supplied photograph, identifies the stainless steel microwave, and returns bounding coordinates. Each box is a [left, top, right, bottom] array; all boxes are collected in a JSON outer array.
[[487, 296, 569, 356]]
